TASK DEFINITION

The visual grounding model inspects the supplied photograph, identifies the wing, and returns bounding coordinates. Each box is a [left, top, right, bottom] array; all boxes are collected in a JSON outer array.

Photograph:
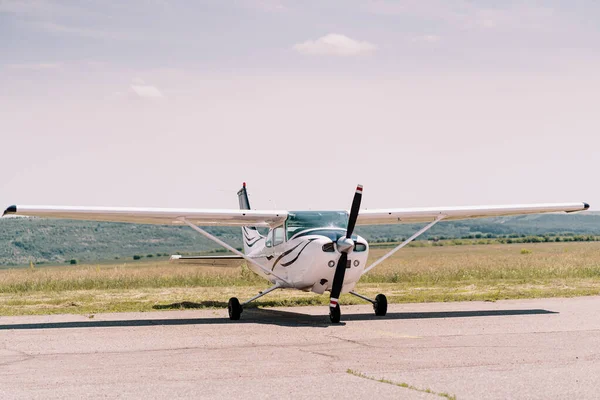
[[356, 202, 590, 225], [2, 205, 287, 227]]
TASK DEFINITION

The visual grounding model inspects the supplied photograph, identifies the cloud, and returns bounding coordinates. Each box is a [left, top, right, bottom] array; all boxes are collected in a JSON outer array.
[[39, 22, 95, 36], [35, 22, 128, 39], [131, 77, 146, 85], [472, 7, 557, 31], [476, 15, 497, 29], [365, 1, 564, 34], [5, 62, 62, 70], [293, 34, 376, 56], [0, 0, 84, 18], [242, 0, 286, 12], [130, 84, 163, 99], [2, 2, 136, 40], [412, 34, 441, 43]]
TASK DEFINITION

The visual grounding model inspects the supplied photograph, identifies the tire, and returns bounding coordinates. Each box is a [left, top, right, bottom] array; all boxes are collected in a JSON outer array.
[[329, 304, 341, 323], [374, 294, 387, 316], [228, 297, 242, 320]]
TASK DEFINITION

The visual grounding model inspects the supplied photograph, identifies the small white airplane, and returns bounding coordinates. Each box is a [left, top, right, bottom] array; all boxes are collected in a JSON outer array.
[[3, 184, 589, 323]]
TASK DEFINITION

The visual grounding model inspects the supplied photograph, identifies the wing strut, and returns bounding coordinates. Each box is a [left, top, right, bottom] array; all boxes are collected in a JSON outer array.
[[241, 283, 281, 306], [362, 215, 445, 275], [179, 218, 291, 285]]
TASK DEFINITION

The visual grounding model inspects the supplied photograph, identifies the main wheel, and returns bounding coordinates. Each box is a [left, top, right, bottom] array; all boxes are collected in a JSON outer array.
[[329, 304, 341, 323], [374, 294, 387, 316], [228, 297, 242, 320]]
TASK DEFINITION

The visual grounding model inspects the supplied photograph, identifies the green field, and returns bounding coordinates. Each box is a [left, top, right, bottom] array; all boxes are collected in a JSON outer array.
[[1, 241, 600, 316]]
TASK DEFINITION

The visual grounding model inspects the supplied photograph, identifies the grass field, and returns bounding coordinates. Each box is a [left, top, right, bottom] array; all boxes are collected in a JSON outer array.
[[1, 241, 600, 316]]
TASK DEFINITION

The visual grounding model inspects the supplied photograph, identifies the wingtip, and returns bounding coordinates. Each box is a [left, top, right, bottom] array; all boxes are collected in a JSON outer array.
[[3, 205, 16, 217]]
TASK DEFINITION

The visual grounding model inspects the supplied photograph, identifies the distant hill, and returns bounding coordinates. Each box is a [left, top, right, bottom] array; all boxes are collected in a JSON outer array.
[[0, 218, 240, 266], [1, 213, 599, 266], [356, 213, 600, 241]]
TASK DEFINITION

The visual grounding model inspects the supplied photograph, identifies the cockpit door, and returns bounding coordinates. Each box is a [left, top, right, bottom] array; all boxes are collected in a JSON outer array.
[[264, 225, 285, 260]]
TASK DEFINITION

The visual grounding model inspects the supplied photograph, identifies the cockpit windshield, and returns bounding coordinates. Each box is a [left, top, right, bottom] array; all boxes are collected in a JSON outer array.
[[286, 211, 348, 239]]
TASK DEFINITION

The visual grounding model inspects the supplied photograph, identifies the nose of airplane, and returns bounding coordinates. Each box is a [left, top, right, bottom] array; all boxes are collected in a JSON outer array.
[[336, 237, 354, 254]]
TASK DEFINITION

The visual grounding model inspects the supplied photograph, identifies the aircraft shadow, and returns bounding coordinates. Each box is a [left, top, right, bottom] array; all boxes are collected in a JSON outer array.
[[153, 301, 228, 309], [0, 308, 557, 330]]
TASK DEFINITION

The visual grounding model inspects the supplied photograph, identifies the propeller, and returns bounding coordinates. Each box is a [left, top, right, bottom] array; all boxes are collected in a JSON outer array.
[[329, 184, 363, 321]]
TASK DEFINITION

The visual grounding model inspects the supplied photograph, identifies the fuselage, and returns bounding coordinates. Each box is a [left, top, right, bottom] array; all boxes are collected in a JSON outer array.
[[241, 211, 369, 294]]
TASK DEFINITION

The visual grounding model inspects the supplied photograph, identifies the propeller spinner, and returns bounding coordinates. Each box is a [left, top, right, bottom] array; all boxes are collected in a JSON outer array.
[[329, 184, 363, 323]]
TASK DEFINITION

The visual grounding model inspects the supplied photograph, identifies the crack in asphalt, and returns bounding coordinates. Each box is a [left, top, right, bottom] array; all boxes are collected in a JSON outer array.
[[0, 346, 35, 367], [327, 334, 376, 348], [298, 348, 339, 361]]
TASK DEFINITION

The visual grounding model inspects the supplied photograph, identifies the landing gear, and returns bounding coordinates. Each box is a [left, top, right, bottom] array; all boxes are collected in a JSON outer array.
[[329, 303, 341, 323], [374, 294, 387, 316], [226, 283, 282, 321], [228, 297, 242, 320], [349, 291, 388, 317]]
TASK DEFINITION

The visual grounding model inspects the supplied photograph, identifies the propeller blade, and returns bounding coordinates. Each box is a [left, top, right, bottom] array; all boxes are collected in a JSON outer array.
[[329, 252, 348, 309], [346, 184, 363, 239], [330, 184, 364, 316]]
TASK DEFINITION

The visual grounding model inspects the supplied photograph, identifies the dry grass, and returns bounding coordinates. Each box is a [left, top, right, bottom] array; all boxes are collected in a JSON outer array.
[[346, 369, 456, 400], [364, 242, 600, 282], [1, 242, 600, 316], [0, 260, 261, 292]]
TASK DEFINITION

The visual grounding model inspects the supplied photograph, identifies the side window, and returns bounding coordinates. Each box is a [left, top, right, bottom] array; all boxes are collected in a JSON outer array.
[[265, 229, 274, 248], [273, 226, 285, 246]]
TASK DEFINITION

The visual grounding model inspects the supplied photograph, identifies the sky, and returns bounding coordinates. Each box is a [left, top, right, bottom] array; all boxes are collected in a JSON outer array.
[[1, 0, 599, 212]]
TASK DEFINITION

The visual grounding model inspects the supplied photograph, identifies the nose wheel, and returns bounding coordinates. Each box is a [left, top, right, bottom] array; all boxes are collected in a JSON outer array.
[[329, 303, 341, 323]]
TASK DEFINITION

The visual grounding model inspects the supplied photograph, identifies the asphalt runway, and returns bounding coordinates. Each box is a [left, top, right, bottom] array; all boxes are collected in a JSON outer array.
[[2, 297, 600, 399]]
